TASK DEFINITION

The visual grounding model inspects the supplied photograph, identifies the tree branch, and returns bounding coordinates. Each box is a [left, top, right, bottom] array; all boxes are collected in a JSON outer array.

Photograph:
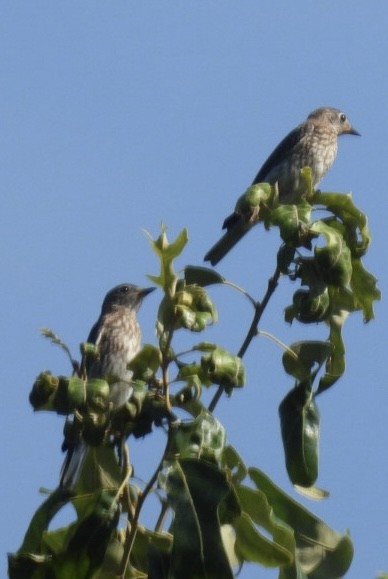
[[208, 263, 281, 413]]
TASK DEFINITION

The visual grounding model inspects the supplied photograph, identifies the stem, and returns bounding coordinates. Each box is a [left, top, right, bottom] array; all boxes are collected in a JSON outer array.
[[161, 331, 173, 411], [222, 280, 256, 307], [257, 330, 298, 359], [208, 264, 281, 413], [118, 449, 167, 578], [116, 443, 132, 503], [119, 322, 176, 575], [154, 500, 170, 532], [119, 301, 177, 574], [238, 264, 281, 358], [116, 443, 136, 523]]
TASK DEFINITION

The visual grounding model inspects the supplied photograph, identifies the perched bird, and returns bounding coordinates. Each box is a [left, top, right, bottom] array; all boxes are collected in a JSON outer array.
[[61, 283, 155, 489], [204, 107, 360, 265]]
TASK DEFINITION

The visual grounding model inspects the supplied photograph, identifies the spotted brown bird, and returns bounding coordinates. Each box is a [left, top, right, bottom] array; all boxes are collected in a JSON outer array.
[[204, 107, 360, 265], [61, 283, 155, 489]]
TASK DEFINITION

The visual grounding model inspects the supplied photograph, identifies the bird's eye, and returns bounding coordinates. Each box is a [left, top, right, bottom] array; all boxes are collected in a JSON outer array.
[[119, 286, 129, 294], [339, 113, 347, 123]]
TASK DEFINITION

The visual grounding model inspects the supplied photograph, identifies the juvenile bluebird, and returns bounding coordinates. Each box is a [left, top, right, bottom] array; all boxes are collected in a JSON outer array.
[[61, 283, 155, 489], [204, 107, 360, 265]]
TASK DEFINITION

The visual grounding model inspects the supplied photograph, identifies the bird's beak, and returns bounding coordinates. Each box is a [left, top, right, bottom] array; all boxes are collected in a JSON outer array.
[[347, 126, 361, 136], [139, 286, 156, 298]]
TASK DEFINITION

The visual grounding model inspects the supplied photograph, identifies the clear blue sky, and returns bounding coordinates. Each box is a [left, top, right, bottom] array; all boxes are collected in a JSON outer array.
[[1, 3, 386, 577]]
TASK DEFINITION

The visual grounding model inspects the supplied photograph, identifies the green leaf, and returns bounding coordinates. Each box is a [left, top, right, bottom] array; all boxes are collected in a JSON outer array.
[[234, 512, 292, 567], [312, 190, 370, 257], [171, 381, 206, 418], [277, 244, 297, 274], [193, 341, 218, 352], [149, 226, 188, 261], [168, 412, 226, 464], [70, 446, 124, 506], [16, 489, 69, 554], [25, 491, 121, 579], [300, 166, 314, 197], [282, 341, 333, 382], [147, 228, 188, 292], [29, 371, 60, 411], [57, 375, 90, 414], [161, 227, 189, 260], [8, 549, 91, 579], [176, 361, 205, 381], [66, 490, 120, 561], [166, 459, 234, 579], [30, 374, 98, 415], [85, 378, 110, 409], [310, 221, 352, 287], [221, 445, 248, 484], [317, 311, 346, 394], [178, 286, 218, 328], [271, 202, 313, 246], [127, 343, 162, 381], [201, 347, 245, 389], [350, 257, 381, 322], [291, 288, 331, 323], [184, 265, 226, 286], [234, 182, 273, 224], [158, 285, 218, 334], [130, 526, 172, 575], [79, 341, 99, 363], [279, 384, 320, 487], [249, 468, 354, 577], [234, 485, 295, 564]]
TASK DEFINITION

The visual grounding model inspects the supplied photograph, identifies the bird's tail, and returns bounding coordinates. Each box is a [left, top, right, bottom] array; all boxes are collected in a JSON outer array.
[[60, 441, 88, 491], [204, 219, 252, 265]]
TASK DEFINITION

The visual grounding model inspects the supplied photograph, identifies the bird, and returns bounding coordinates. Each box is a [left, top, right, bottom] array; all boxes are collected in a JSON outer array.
[[204, 107, 360, 265], [60, 283, 155, 490]]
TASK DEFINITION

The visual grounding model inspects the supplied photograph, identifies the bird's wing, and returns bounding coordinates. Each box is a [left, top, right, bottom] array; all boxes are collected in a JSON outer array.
[[205, 120, 314, 266], [81, 317, 104, 375], [86, 319, 101, 345], [253, 121, 313, 183]]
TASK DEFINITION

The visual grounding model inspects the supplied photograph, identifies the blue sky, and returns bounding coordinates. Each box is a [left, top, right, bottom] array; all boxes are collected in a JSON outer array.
[[1, 2, 387, 577]]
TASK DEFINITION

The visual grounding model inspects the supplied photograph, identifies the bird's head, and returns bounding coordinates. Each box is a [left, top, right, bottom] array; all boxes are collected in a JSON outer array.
[[101, 284, 155, 314], [308, 107, 360, 137]]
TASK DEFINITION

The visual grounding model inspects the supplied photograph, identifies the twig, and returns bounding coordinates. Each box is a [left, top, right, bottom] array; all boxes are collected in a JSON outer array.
[[238, 264, 281, 358], [116, 443, 136, 522], [257, 330, 298, 359], [222, 280, 257, 307], [154, 500, 170, 532], [208, 264, 281, 413], [118, 445, 168, 578], [160, 330, 174, 411]]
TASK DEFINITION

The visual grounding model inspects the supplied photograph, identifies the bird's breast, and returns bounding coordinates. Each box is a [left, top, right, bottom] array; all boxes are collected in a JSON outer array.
[[268, 134, 338, 202], [88, 312, 141, 383]]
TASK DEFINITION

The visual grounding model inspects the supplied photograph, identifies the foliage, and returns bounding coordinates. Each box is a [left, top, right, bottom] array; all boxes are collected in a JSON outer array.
[[9, 172, 380, 578]]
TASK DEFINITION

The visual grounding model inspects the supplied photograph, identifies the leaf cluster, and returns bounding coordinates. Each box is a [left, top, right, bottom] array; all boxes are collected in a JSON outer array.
[[10, 174, 380, 578]]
